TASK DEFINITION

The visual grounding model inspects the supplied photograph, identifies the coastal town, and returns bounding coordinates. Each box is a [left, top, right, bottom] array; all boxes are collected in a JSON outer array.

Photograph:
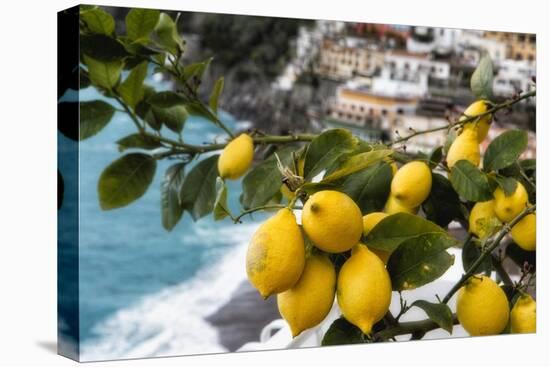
[[273, 22, 536, 156]]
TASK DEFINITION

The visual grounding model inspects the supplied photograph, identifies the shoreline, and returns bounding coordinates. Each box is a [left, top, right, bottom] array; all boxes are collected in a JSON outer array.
[[206, 280, 281, 352]]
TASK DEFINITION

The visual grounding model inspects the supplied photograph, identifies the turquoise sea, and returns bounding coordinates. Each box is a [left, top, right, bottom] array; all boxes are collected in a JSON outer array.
[[59, 74, 264, 360]]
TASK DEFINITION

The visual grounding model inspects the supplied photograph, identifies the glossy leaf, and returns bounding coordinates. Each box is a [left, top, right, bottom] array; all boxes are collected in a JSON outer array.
[[79, 100, 115, 140], [470, 53, 493, 99], [126, 8, 160, 42], [483, 130, 528, 171], [116, 133, 162, 152], [179, 155, 219, 221], [80, 7, 115, 35], [148, 91, 186, 108], [411, 301, 453, 333], [450, 160, 492, 202], [209, 77, 224, 113], [117, 61, 148, 109], [80, 34, 130, 62], [387, 233, 457, 291], [340, 161, 392, 214], [321, 317, 365, 346], [322, 149, 393, 182], [303, 129, 358, 180], [98, 153, 157, 210], [422, 173, 463, 227], [241, 149, 293, 210], [161, 163, 186, 231], [153, 12, 184, 55], [213, 177, 231, 221], [365, 213, 447, 252], [84, 55, 123, 89]]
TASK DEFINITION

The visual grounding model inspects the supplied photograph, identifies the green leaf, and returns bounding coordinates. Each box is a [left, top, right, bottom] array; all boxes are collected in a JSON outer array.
[[365, 213, 448, 252], [321, 317, 365, 346], [153, 12, 184, 55], [241, 149, 293, 210], [83, 55, 123, 89], [483, 130, 528, 171], [158, 105, 188, 133], [450, 160, 492, 202], [80, 7, 115, 35], [148, 91, 186, 108], [179, 155, 219, 221], [209, 77, 224, 113], [161, 163, 186, 231], [79, 100, 115, 140], [213, 177, 231, 221], [117, 61, 148, 109], [321, 149, 393, 182], [387, 233, 457, 291], [303, 129, 358, 180], [340, 161, 392, 214], [411, 300, 453, 334], [126, 8, 160, 42], [494, 176, 518, 196], [80, 34, 130, 62], [428, 146, 444, 169], [98, 153, 157, 210], [422, 173, 463, 227], [470, 53, 494, 99], [116, 133, 162, 152], [462, 238, 493, 274]]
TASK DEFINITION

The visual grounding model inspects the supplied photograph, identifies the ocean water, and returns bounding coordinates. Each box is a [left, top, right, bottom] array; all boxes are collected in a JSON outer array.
[[63, 75, 265, 361]]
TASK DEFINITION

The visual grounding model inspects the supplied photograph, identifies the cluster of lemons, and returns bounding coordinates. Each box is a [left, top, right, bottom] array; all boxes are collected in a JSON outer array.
[[216, 102, 536, 339], [448, 101, 536, 251]]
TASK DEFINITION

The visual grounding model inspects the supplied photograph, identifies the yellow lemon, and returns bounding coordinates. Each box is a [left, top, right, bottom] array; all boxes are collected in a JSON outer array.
[[218, 133, 254, 179], [390, 161, 432, 208], [511, 213, 536, 251], [456, 275, 510, 336], [246, 208, 305, 298], [461, 100, 492, 142], [510, 293, 536, 334], [278, 254, 336, 337], [302, 190, 363, 253], [384, 195, 418, 215], [493, 182, 529, 222], [446, 125, 480, 168], [337, 244, 392, 334], [363, 212, 390, 263], [468, 200, 502, 239]]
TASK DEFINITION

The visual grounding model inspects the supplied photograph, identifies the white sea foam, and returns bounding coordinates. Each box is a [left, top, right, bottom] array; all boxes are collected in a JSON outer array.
[[80, 221, 259, 362]]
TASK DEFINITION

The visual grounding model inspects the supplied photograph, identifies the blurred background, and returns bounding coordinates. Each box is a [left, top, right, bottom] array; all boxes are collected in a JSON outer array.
[[60, 6, 536, 361]]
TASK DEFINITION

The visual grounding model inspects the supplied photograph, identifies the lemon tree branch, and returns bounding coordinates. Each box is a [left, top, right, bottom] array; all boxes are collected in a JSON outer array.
[[391, 89, 536, 146], [374, 314, 459, 340], [442, 204, 536, 304]]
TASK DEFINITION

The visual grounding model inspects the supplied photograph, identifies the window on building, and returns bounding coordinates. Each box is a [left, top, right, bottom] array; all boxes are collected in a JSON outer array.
[[381, 109, 387, 116], [528, 54, 534, 62], [397, 108, 404, 115], [529, 35, 536, 44], [360, 106, 364, 112], [516, 53, 522, 60], [351, 104, 355, 110], [518, 34, 526, 42]]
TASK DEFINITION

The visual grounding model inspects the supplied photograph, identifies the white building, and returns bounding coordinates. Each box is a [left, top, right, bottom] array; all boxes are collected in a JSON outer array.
[[407, 27, 463, 55], [493, 59, 536, 97], [458, 31, 507, 65]]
